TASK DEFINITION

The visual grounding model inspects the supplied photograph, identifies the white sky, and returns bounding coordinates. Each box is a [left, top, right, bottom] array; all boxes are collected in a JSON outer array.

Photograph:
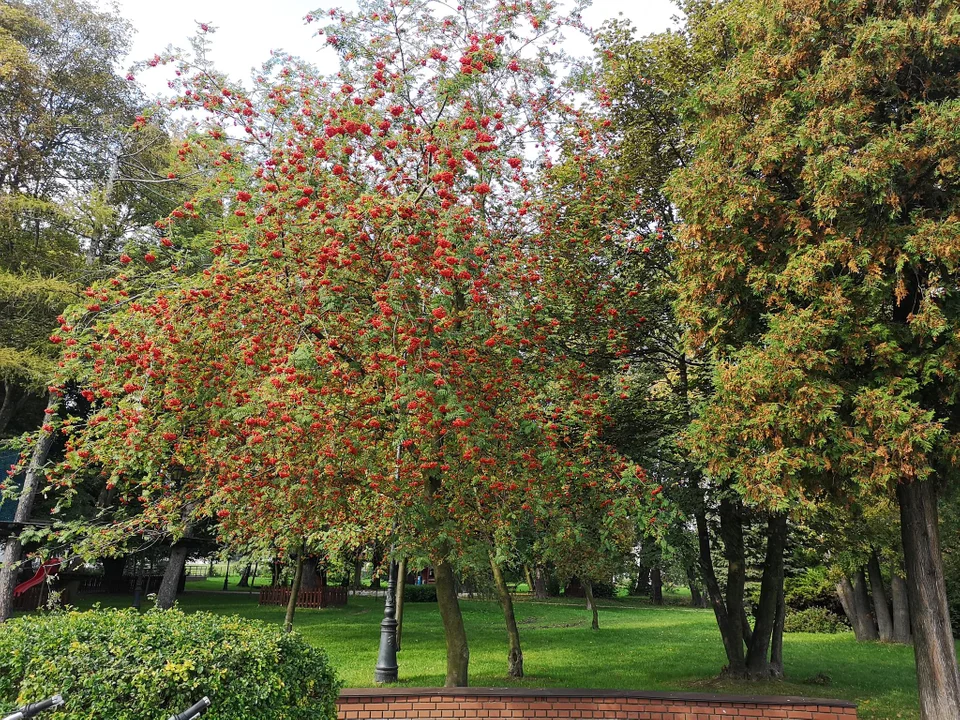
[[98, 0, 681, 95]]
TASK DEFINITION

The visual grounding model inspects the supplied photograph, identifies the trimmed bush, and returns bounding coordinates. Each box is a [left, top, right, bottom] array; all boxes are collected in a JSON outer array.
[[783, 607, 850, 634], [785, 566, 843, 614], [403, 584, 437, 602], [0, 607, 340, 720], [591, 582, 617, 599]]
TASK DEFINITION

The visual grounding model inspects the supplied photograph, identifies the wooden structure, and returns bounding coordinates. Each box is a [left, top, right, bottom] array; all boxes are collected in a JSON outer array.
[[12, 582, 47, 611], [259, 586, 347, 609]]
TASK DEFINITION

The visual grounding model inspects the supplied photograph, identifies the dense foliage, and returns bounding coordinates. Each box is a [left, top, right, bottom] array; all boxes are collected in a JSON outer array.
[[783, 607, 850, 635], [0, 608, 340, 720], [403, 584, 438, 602]]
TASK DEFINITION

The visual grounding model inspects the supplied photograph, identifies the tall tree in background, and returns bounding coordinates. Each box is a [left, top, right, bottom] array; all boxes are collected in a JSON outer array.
[[672, 0, 960, 716], [0, 0, 136, 431], [569, 7, 791, 678]]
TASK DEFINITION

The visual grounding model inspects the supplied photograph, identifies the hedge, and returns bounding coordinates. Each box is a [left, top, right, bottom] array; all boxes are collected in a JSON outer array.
[[403, 584, 437, 602], [783, 607, 851, 634], [0, 607, 340, 720]]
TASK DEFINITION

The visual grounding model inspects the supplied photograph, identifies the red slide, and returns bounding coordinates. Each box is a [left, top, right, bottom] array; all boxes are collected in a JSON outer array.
[[13, 557, 62, 597]]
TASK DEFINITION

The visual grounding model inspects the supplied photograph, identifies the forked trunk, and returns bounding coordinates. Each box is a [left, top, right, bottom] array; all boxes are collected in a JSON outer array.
[[156, 546, 188, 610], [891, 572, 911, 645], [489, 551, 523, 677], [284, 549, 305, 633], [695, 509, 744, 675], [867, 550, 893, 642], [897, 479, 960, 720], [582, 578, 599, 630]]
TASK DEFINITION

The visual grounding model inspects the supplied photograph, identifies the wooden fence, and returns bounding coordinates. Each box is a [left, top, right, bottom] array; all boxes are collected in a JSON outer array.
[[259, 586, 347, 608], [12, 583, 46, 611]]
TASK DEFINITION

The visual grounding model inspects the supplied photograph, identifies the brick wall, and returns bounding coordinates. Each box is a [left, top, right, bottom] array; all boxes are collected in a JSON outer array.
[[337, 688, 858, 720]]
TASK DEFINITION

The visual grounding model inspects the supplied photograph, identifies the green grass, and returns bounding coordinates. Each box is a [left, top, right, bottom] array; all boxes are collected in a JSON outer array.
[[186, 574, 271, 592], [61, 591, 924, 720]]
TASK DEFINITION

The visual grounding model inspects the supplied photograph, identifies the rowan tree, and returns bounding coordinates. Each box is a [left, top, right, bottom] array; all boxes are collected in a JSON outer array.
[[20, 0, 642, 686]]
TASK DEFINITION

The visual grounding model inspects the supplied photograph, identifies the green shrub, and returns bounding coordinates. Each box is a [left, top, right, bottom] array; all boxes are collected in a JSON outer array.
[[0, 607, 340, 720], [403, 584, 437, 602], [591, 581, 617, 599], [785, 567, 840, 613], [783, 607, 850, 634], [545, 574, 562, 597]]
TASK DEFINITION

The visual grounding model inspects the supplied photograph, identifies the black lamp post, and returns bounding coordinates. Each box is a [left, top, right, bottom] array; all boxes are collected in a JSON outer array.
[[373, 559, 399, 684]]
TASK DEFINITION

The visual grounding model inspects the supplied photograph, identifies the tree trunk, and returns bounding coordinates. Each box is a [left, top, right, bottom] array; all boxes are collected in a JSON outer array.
[[301, 556, 319, 591], [582, 578, 599, 630], [897, 479, 960, 720], [284, 549, 305, 633], [891, 571, 912, 645], [717, 499, 747, 675], [533, 565, 548, 599], [685, 564, 704, 608], [852, 567, 879, 641], [0, 393, 59, 622], [745, 514, 787, 677], [237, 563, 252, 588], [396, 557, 407, 652], [741, 607, 754, 647], [650, 567, 663, 605], [0, 380, 18, 436], [156, 545, 188, 610], [523, 565, 535, 594], [634, 565, 650, 596], [370, 545, 383, 590], [770, 577, 785, 677], [352, 558, 362, 591], [837, 575, 867, 641], [489, 551, 523, 677], [426, 467, 470, 686], [867, 550, 894, 642], [102, 556, 128, 593], [434, 555, 469, 686]]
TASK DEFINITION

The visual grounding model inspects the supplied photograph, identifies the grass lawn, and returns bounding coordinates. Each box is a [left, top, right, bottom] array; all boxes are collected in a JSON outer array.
[[61, 590, 928, 720]]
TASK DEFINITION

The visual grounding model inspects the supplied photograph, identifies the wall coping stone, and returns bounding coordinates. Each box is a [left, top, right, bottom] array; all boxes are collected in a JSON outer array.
[[338, 687, 856, 708]]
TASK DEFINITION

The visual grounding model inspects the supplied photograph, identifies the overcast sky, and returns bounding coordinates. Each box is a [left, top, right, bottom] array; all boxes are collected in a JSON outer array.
[[97, 0, 681, 95]]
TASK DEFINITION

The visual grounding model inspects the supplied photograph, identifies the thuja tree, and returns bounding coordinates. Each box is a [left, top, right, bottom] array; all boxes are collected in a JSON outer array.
[[671, 0, 960, 715], [32, 0, 640, 686]]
